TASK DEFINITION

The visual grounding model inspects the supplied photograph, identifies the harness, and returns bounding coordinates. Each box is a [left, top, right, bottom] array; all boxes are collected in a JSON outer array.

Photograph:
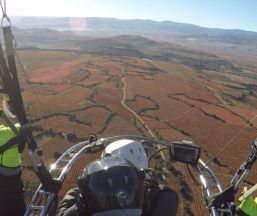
[[0, 124, 21, 168], [0, 7, 61, 193], [238, 186, 257, 216]]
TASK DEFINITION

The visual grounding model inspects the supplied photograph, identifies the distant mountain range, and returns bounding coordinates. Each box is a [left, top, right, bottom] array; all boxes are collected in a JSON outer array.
[[10, 16, 257, 39]]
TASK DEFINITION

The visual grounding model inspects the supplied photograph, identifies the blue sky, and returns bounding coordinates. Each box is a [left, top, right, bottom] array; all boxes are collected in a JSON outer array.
[[7, 0, 257, 32]]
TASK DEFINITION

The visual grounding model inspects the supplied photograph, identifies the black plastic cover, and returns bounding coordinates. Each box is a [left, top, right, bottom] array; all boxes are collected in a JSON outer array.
[[170, 141, 201, 165]]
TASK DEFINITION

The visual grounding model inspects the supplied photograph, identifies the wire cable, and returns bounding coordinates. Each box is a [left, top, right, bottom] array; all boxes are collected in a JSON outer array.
[[206, 113, 257, 166], [148, 146, 168, 162], [0, 0, 6, 16], [0, 0, 11, 26]]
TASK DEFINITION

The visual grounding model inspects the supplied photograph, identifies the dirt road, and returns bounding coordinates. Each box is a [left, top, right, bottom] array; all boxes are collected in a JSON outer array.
[[119, 65, 156, 137]]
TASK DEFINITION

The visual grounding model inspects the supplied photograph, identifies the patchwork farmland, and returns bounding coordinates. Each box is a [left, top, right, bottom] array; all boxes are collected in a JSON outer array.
[[15, 36, 257, 215]]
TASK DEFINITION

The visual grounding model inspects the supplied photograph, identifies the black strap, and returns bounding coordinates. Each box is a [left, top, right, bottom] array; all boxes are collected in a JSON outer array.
[[0, 26, 37, 152], [2, 26, 28, 124], [35, 164, 62, 193], [207, 185, 237, 208], [0, 43, 10, 88], [0, 130, 29, 155], [0, 7, 59, 195]]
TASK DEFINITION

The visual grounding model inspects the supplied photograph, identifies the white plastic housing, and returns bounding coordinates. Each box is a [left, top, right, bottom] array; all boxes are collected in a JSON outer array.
[[102, 139, 148, 170]]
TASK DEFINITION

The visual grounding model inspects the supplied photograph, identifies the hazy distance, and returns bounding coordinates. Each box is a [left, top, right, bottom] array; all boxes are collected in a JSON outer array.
[[6, 0, 257, 32]]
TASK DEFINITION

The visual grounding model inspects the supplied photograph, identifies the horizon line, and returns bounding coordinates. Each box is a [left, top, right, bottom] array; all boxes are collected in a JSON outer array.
[[10, 15, 257, 33]]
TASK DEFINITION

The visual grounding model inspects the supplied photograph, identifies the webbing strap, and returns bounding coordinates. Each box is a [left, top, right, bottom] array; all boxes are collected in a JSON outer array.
[[0, 130, 29, 154], [241, 184, 257, 200], [0, 42, 10, 85], [2, 26, 28, 124], [1, 26, 38, 152], [0, 3, 59, 194]]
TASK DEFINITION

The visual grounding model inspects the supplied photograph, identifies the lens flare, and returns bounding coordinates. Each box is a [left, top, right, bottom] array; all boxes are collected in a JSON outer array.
[[69, 17, 87, 31]]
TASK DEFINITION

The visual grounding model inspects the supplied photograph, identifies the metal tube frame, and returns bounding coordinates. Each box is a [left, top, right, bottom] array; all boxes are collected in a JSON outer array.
[[197, 159, 225, 216], [25, 135, 256, 216], [25, 135, 168, 216], [25, 140, 91, 216]]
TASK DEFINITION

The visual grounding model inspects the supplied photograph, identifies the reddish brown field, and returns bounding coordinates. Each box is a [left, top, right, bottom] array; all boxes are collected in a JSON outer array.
[[37, 115, 91, 137], [15, 49, 257, 216], [75, 107, 111, 133], [201, 105, 246, 127], [126, 97, 156, 113], [147, 99, 191, 121], [126, 72, 219, 104], [38, 136, 75, 164], [97, 80, 122, 99], [102, 115, 140, 136], [229, 107, 257, 126]]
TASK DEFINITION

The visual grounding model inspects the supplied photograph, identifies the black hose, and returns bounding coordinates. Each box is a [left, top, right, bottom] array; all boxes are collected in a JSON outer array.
[[148, 146, 168, 162]]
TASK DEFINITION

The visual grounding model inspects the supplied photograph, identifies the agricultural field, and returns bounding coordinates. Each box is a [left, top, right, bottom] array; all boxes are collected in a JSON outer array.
[[12, 35, 257, 215]]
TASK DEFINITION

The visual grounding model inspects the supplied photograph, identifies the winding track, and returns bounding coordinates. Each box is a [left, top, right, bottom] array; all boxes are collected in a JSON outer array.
[[119, 64, 155, 137], [117, 63, 167, 182]]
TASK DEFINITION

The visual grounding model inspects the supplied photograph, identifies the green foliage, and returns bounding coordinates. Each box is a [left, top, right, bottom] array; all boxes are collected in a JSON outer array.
[[67, 133, 79, 142], [23, 177, 40, 195], [100, 69, 109, 75], [31, 112, 91, 127], [98, 112, 117, 134], [184, 203, 194, 216], [154, 130, 162, 139]]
